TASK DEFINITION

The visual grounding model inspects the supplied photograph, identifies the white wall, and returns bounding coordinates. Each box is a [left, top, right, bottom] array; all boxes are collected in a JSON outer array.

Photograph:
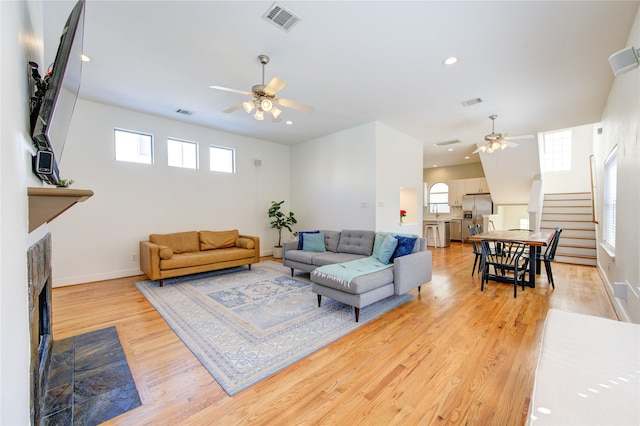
[[595, 7, 640, 323], [375, 122, 424, 235], [543, 123, 594, 194], [48, 99, 291, 286], [290, 123, 377, 231], [0, 1, 50, 423]]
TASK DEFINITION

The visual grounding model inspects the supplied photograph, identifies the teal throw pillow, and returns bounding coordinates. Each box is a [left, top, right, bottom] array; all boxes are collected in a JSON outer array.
[[377, 235, 398, 264], [391, 235, 417, 261], [373, 232, 394, 258], [303, 232, 326, 252], [297, 230, 319, 250]]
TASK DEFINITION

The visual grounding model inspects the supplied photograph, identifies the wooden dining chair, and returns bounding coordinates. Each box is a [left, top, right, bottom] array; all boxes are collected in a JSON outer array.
[[480, 240, 529, 298]]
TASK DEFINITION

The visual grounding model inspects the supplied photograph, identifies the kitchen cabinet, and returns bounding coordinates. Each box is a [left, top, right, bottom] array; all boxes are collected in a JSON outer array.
[[447, 179, 465, 206], [465, 177, 489, 194], [447, 178, 489, 207]]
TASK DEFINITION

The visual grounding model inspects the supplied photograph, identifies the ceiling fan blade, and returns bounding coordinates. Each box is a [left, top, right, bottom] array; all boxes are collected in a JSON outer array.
[[264, 77, 287, 96], [223, 103, 244, 113], [472, 147, 480, 154], [503, 134, 534, 141], [209, 85, 253, 97], [275, 98, 315, 112]]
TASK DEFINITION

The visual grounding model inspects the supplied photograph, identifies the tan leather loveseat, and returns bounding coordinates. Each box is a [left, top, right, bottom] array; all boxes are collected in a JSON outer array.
[[140, 229, 260, 286]]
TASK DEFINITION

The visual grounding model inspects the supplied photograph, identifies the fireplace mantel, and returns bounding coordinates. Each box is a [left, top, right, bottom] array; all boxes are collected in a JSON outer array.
[[27, 187, 94, 232]]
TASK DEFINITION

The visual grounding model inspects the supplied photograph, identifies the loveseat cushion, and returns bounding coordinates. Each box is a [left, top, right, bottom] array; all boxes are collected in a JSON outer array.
[[336, 230, 375, 256], [150, 231, 200, 254], [199, 229, 239, 250], [285, 249, 327, 264], [160, 247, 253, 270]]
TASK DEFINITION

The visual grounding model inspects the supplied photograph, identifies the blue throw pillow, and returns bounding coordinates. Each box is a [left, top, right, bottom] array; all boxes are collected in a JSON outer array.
[[392, 235, 417, 261], [303, 232, 326, 252], [373, 232, 394, 258], [377, 235, 398, 264], [297, 230, 319, 250]]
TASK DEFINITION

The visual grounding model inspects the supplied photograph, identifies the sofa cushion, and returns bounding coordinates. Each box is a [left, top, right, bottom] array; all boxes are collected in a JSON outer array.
[[303, 232, 326, 252], [158, 246, 174, 259], [199, 229, 239, 250], [311, 252, 367, 266], [285, 249, 327, 264], [312, 267, 394, 295], [160, 247, 252, 270], [321, 230, 341, 253], [150, 231, 200, 254], [392, 235, 417, 261], [235, 238, 255, 249], [297, 230, 319, 250], [377, 235, 398, 264], [337, 230, 375, 256]]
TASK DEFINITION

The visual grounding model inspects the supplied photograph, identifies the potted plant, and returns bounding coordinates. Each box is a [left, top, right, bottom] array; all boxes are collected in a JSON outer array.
[[268, 200, 297, 258]]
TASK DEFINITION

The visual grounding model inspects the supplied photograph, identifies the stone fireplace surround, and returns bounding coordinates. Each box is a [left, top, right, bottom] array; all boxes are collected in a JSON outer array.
[[27, 233, 53, 425]]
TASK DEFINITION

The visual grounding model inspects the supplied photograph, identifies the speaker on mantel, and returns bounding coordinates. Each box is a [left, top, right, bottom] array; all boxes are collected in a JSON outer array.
[[608, 46, 640, 76]]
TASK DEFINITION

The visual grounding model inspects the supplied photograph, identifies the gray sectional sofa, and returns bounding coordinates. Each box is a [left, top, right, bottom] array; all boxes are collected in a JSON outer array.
[[283, 229, 432, 321]]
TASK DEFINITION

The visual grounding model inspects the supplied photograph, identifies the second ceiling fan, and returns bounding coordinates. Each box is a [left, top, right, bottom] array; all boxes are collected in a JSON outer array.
[[473, 115, 533, 153], [209, 55, 314, 122]]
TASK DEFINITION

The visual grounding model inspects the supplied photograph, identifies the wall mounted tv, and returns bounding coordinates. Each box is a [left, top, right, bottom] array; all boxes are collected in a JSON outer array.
[[30, 0, 85, 186]]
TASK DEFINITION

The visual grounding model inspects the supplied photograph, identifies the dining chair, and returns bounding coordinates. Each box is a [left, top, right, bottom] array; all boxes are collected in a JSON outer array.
[[527, 228, 562, 288], [480, 239, 529, 298], [468, 225, 482, 276]]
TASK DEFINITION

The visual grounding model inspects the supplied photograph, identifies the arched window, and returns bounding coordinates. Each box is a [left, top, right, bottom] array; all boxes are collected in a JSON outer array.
[[429, 182, 450, 214]]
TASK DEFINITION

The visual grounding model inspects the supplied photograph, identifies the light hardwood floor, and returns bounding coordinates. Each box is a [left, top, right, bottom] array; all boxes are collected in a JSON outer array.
[[52, 242, 616, 425]]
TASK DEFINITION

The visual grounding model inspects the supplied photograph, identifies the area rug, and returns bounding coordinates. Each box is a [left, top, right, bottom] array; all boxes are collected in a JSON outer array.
[[135, 261, 412, 395]]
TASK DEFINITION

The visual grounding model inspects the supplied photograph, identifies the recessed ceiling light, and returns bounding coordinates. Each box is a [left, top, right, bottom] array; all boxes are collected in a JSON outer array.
[[447, 148, 454, 152], [443, 56, 458, 65], [286, 120, 294, 125], [80, 54, 91, 62], [465, 156, 470, 159], [432, 164, 438, 168]]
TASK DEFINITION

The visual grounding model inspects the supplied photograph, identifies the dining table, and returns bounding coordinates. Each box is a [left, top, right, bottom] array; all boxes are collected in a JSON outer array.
[[467, 229, 554, 288]]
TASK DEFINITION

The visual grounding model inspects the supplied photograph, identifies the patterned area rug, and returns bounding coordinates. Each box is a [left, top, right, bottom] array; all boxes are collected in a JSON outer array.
[[135, 261, 412, 395]]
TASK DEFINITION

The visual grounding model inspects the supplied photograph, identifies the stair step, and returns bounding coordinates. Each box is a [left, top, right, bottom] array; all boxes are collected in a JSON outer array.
[[540, 221, 595, 230], [542, 213, 594, 221], [543, 199, 593, 207], [557, 246, 597, 257], [559, 237, 596, 247], [542, 227, 595, 239], [555, 254, 597, 266], [543, 206, 593, 214], [544, 192, 592, 200]]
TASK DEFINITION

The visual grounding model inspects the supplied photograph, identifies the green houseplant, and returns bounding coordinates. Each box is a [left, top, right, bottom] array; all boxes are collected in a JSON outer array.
[[268, 200, 297, 258]]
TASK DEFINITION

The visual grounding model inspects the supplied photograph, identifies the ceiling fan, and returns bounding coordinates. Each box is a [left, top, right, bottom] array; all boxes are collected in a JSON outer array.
[[209, 54, 314, 122], [473, 114, 534, 153]]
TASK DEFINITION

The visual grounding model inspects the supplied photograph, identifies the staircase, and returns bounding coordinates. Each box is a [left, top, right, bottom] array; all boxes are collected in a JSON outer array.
[[540, 192, 597, 266]]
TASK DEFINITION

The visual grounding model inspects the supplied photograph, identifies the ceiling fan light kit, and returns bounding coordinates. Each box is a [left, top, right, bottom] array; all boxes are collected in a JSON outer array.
[[210, 54, 314, 122], [473, 114, 533, 154]]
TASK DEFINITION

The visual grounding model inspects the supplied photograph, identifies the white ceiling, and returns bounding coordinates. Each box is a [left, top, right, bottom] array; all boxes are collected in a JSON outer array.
[[43, 1, 639, 167]]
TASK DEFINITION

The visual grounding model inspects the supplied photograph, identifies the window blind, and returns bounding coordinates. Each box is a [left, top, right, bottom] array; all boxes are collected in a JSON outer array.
[[603, 147, 617, 250]]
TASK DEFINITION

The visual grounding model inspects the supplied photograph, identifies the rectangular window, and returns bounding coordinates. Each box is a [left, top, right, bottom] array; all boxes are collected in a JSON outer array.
[[209, 145, 235, 173], [603, 146, 617, 251], [168, 138, 198, 169], [114, 129, 153, 164], [543, 130, 572, 172]]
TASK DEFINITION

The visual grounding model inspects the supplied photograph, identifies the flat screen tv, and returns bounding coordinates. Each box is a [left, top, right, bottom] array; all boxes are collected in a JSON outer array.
[[30, 0, 85, 185]]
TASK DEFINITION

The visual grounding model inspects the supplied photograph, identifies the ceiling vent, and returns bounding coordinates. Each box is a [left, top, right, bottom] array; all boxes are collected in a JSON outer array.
[[434, 139, 461, 147], [176, 108, 193, 116], [263, 2, 301, 32], [461, 97, 483, 107]]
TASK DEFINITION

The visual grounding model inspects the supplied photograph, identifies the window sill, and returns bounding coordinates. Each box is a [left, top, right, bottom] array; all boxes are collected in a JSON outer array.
[[600, 242, 615, 261]]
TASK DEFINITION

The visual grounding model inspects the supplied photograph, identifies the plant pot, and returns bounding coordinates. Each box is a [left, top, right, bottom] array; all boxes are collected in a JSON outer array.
[[272, 246, 283, 259]]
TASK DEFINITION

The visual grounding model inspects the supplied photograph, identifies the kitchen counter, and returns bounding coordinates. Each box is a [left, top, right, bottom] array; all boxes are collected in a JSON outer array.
[[423, 219, 451, 247]]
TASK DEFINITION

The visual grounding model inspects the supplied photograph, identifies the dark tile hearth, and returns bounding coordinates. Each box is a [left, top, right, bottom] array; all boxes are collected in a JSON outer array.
[[41, 327, 141, 425]]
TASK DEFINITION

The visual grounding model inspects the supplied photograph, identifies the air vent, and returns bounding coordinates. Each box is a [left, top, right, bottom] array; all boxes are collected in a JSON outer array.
[[176, 109, 193, 116], [263, 2, 301, 32], [434, 139, 461, 147], [461, 97, 483, 107]]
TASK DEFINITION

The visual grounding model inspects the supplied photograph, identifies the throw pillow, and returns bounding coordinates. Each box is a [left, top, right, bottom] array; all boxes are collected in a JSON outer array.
[[372, 232, 393, 258], [303, 232, 326, 252], [377, 235, 398, 264], [235, 238, 255, 249], [297, 230, 319, 250], [391, 235, 417, 261], [158, 246, 173, 259]]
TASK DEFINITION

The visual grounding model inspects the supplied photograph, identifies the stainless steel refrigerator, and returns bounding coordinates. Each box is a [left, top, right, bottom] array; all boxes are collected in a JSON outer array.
[[462, 194, 493, 241]]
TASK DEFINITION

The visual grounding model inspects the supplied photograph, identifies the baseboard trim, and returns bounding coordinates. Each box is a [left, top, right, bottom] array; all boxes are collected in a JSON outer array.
[[53, 268, 142, 287]]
